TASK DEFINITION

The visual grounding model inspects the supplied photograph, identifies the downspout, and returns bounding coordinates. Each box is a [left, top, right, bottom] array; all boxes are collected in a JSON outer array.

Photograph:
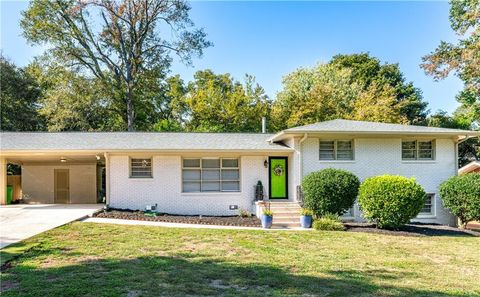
[[297, 133, 308, 201], [104, 152, 110, 206]]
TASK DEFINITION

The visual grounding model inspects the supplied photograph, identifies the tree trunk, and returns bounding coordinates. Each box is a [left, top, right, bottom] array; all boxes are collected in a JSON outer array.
[[126, 88, 135, 132]]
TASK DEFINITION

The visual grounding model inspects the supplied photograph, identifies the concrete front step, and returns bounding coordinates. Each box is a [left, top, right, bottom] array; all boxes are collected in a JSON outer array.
[[274, 217, 301, 223]]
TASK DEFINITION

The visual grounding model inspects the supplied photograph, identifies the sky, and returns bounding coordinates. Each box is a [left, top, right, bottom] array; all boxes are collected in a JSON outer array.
[[0, 0, 463, 114]]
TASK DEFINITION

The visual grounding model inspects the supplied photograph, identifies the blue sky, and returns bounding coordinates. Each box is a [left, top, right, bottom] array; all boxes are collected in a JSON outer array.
[[1, 1, 462, 113]]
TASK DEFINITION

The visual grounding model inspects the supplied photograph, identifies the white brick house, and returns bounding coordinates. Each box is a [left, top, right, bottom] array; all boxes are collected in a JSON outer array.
[[1, 119, 478, 226]]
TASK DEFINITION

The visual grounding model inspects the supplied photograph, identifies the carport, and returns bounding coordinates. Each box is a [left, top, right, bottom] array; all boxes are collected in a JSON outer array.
[[1, 150, 106, 205]]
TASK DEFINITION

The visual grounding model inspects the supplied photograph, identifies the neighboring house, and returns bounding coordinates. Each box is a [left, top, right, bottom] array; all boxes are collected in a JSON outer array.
[[458, 161, 480, 175], [1, 119, 478, 226]]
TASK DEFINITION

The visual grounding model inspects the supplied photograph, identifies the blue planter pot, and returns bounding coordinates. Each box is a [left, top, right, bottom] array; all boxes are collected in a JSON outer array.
[[300, 215, 312, 228], [261, 215, 273, 229]]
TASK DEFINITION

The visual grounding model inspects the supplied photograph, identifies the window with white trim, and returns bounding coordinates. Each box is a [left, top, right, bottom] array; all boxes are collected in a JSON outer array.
[[130, 158, 152, 178], [182, 158, 240, 192], [402, 140, 435, 160], [319, 140, 354, 160], [420, 193, 435, 215]]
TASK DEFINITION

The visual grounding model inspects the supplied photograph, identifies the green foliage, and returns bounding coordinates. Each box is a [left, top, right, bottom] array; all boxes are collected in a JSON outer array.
[[262, 209, 274, 217], [421, 0, 480, 125], [300, 209, 314, 216], [182, 70, 271, 132], [21, 0, 211, 131], [301, 169, 360, 217], [26, 57, 117, 131], [238, 209, 252, 218], [439, 173, 480, 227], [427, 110, 479, 167], [313, 214, 346, 231], [272, 53, 428, 130], [0, 55, 45, 131], [358, 175, 426, 229]]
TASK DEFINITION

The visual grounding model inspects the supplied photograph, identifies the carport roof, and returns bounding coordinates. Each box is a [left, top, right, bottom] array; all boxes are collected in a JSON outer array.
[[0, 132, 291, 152]]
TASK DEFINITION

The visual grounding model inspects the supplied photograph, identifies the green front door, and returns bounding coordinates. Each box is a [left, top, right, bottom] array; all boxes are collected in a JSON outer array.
[[269, 157, 288, 199]]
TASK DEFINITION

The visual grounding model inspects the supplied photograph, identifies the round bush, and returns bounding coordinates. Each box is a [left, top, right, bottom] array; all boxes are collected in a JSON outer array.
[[440, 173, 480, 227], [301, 168, 360, 217], [358, 175, 426, 229]]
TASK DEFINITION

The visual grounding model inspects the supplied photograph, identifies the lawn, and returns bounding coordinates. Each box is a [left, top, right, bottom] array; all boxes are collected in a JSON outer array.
[[1, 222, 479, 297]]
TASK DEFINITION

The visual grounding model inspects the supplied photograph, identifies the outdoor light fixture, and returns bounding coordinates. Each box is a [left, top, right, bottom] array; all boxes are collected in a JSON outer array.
[[96, 155, 101, 160], [60, 157, 67, 163], [264, 160, 268, 168]]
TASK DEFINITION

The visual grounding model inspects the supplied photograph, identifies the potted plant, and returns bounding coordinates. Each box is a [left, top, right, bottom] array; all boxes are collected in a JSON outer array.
[[300, 208, 313, 228], [261, 209, 274, 229]]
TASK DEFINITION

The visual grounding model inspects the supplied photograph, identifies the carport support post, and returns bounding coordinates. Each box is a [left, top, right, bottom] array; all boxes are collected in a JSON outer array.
[[104, 153, 110, 206], [0, 157, 7, 205]]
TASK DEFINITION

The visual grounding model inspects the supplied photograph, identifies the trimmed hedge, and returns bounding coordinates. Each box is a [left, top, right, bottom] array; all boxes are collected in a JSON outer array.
[[301, 168, 360, 217], [358, 175, 426, 229], [440, 173, 480, 227]]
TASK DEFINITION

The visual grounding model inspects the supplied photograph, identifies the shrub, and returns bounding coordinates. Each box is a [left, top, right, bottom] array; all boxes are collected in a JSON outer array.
[[262, 209, 273, 217], [301, 168, 360, 217], [358, 175, 426, 229], [238, 209, 252, 218], [313, 214, 345, 231], [440, 173, 480, 228], [300, 208, 313, 216]]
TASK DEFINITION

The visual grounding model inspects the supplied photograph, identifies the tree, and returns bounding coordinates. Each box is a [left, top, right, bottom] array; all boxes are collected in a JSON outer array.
[[22, 0, 212, 131], [330, 53, 428, 124], [421, 0, 480, 125], [182, 70, 271, 132], [271, 54, 427, 130], [0, 55, 45, 131], [427, 110, 479, 167], [271, 64, 362, 130], [26, 58, 116, 131]]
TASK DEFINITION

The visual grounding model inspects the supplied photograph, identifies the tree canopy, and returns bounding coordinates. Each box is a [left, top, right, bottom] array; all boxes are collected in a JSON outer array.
[[271, 54, 428, 130], [0, 55, 45, 131], [421, 0, 480, 125], [21, 0, 212, 131], [176, 70, 271, 132]]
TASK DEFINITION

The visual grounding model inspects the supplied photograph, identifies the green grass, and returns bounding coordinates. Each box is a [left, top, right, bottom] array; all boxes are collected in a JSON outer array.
[[1, 222, 479, 297]]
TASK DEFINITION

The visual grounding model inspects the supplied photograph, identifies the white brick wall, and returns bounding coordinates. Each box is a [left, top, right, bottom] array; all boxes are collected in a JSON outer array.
[[300, 137, 457, 226], [109, 155, 273, 216]]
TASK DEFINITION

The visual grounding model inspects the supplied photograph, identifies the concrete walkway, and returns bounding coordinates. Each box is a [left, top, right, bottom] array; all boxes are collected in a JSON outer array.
[[0, 204, 104, 249], [83, 217, 313, 231]]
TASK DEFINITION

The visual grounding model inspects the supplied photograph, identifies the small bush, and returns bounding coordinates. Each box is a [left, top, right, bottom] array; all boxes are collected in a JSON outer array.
[[358, 175, 426, 229], [440, 173, 480, 227], [300, 208, 313, 216], [302, 168, 360, 217], [313, 214, 345, 231], [262, 209, 273, 217], [238, 209, 252, 218]]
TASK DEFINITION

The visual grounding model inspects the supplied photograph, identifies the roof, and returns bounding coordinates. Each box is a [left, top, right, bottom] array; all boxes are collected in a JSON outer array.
[[0, 132, 291, 152], [458, 161, 480, 175], [269, 119, 480, 141]]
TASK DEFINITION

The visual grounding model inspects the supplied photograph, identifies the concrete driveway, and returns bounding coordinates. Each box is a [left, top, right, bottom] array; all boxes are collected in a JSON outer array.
[[0, 204, 103, 249]]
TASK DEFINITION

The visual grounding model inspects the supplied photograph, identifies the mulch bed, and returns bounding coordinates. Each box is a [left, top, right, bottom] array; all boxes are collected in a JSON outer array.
[[345, 222, 480, 237], [94, 209, 261, 227]]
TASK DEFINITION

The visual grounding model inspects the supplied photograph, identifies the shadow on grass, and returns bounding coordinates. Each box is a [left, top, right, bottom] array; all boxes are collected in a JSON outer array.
[[1, 254, 470, 297]]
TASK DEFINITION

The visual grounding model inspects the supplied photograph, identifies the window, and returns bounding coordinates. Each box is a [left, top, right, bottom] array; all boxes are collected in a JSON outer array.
[[319, 140, 354, 160], [402, 140, 435, 160], [182, 158, 240, 192], [420, 193, 435, 215], [130, 158, 152, 178]]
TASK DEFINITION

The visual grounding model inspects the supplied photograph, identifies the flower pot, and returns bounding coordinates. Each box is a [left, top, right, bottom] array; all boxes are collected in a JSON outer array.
[[261, 215, 273, 229], [300, 215, 312, 228]]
